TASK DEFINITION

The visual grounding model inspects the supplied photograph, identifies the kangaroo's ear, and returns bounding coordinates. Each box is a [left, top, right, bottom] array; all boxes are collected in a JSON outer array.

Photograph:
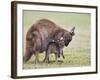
[[70, 26, 75, 36]]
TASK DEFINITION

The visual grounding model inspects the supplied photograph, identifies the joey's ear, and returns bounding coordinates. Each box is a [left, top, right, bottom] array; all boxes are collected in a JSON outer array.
[[70, 26, 75, 36]]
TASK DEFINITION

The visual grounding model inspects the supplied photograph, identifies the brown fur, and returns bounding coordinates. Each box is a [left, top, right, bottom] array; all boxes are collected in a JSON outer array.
[[44, 41, 65, 63], [23, 19, 75, 64]]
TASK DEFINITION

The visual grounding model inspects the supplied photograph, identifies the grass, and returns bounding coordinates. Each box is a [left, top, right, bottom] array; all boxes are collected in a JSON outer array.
[[23, 50, 90, 69], [23, 10, 91, 69]]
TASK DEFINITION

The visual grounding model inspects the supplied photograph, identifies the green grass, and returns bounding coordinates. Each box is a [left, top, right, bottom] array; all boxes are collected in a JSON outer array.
[[23, 10, 91, 69], [23, 50, 90, 69]]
